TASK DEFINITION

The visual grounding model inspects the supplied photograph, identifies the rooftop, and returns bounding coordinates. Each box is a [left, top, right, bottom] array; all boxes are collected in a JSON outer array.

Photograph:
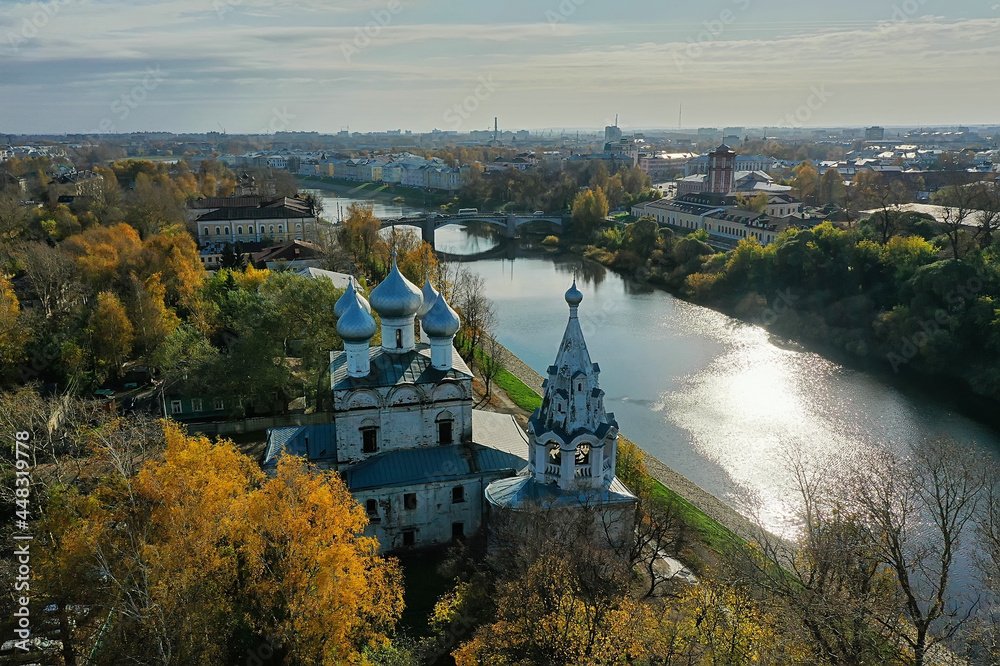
[[344, 411, 528, 490], [330, 343, 472, 391]]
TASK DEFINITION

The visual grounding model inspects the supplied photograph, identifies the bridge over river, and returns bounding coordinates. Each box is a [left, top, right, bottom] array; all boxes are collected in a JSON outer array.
[[369, 212, 567, 247]]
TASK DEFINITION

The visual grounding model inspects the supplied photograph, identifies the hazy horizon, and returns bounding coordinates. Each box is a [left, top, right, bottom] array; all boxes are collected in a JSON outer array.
[[2, 0, 999, 135]]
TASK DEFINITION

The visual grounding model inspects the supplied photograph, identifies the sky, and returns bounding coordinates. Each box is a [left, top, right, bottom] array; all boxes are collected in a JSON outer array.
[[1, 0, 999, 135]]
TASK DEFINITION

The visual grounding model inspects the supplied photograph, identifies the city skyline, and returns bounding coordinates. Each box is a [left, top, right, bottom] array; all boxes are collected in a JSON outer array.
[[2, 0, 999, 134]]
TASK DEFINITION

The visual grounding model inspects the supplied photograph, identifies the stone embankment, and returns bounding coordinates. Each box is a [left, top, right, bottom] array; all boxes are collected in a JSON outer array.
[[487, 335, 780, 546]]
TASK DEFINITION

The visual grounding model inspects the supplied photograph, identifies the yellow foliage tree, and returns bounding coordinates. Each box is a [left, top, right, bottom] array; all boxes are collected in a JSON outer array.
[[0, 274, 28, 378], [63, 222, 144, 292], [88, 291, 134, 376], [241, 455, 404, 664], [454, 555, 655, 666], [38, 421, 404, 664]]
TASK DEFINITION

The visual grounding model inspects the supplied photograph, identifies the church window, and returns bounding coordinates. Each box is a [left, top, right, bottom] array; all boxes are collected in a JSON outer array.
[[452, 486, 465, 503], [362, 427, 378, 453], [402, 530, 415, 546], [548, 447, 561, 465], [452, 522, 464, 539], [576, 444, 591, 466], [404, 493, 417, 510], [365, 499, 378, 517], [278, 225, 283, 233], [215, 226, 221, 236], [395, 329, 402, 348], [224, 226, 230, 235], [438, 419, 453, 445], [237, 226, 243, 235], [203, 227, 209, 236]]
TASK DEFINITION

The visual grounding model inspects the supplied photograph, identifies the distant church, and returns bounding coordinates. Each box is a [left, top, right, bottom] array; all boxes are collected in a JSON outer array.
[[264, 262, 635, 552]]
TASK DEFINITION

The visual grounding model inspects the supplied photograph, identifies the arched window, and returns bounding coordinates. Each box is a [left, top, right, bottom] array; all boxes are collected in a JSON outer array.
[[361, 424, 378, 453], [575, 443, 591, 466], [296, 222, 302, 230], [203, 227, 209, 236], [269, 224, 274, 233], [548, 446, 561, 466], [278, 225, 283, 233], [395, 329, 402, 348], [215, 226, 221, 235], [436, 411, 454, 445], [237, 226, 243, 235], [260, 225, 265, 234], [224, 226, 230, 235]]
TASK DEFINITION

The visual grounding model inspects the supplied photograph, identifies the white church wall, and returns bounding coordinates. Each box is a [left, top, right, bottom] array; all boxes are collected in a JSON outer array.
[[355, 474, 507, 552], [334, 380, 473, 462]]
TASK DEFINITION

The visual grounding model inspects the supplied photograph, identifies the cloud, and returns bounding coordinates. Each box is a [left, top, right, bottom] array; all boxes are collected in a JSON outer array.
[[1, 3, 998, 132]]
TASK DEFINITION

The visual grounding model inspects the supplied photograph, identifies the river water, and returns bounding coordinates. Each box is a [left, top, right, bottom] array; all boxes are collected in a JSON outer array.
[[310, 189, 1000, 539]]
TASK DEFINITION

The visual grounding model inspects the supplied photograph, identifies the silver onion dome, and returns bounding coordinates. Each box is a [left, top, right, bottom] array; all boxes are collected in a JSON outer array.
[[336, 294, 377, 343], [417, 274, 439, 318], [335, 279, 371, 318], [369, 255, 423, 318], [565, 280, 583, 307], [422, 292, 461, 338]]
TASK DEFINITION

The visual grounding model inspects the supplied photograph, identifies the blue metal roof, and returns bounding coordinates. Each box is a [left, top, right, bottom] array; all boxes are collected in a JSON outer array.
[[263, 423, 337, 467], [344, 443, 525, 491], [485, 475, 637, 510], [330, 344, 472, 391]]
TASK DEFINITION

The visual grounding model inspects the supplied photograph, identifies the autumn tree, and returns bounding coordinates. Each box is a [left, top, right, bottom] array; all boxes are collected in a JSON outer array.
[[736, 192, 770, 214], [88, 291, 134, 377], [818, 167, 846, 206], [338, 202, 385, 278], [855, 171, 908, 244], [845, 438, 993, 666], [0, 274, 28, 381], [34, 419, 404, 665], [571, 186, 610, 240], [792, 161, 820, 205], [934, 184, 979, 258], [973, 182, 1000, 248], [241, 455, 404, 663]]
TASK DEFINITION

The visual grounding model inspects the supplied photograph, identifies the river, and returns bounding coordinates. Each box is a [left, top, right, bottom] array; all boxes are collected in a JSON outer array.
[[308, 188, 1000, 539]]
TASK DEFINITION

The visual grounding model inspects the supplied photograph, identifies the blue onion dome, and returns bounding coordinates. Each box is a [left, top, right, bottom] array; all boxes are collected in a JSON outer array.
[[335, 279, 370, 318], [370, 254, 423, 318], [336, 294, 377, 343], [417, 274, 439, 318], [422, 292, 461, 338], [565, 280, 583, 307]]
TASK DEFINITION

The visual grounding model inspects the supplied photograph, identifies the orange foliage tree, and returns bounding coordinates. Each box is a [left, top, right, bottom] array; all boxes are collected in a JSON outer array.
[[36, 421, 404, 664]]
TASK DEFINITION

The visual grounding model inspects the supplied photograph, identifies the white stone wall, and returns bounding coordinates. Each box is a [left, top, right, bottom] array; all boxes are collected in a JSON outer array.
[[355, 475, 502, 552], [333, 380, 473, 463]]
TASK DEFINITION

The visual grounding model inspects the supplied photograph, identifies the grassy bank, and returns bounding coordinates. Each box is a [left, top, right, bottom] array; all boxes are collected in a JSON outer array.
[[473, 346, 543, 412]]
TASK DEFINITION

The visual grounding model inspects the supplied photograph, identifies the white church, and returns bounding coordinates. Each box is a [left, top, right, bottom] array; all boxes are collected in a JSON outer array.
[[264, 258, 636, 552]]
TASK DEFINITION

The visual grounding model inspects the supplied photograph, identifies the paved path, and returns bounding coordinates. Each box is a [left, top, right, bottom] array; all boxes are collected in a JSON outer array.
[[486, 336, 780, 546]]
